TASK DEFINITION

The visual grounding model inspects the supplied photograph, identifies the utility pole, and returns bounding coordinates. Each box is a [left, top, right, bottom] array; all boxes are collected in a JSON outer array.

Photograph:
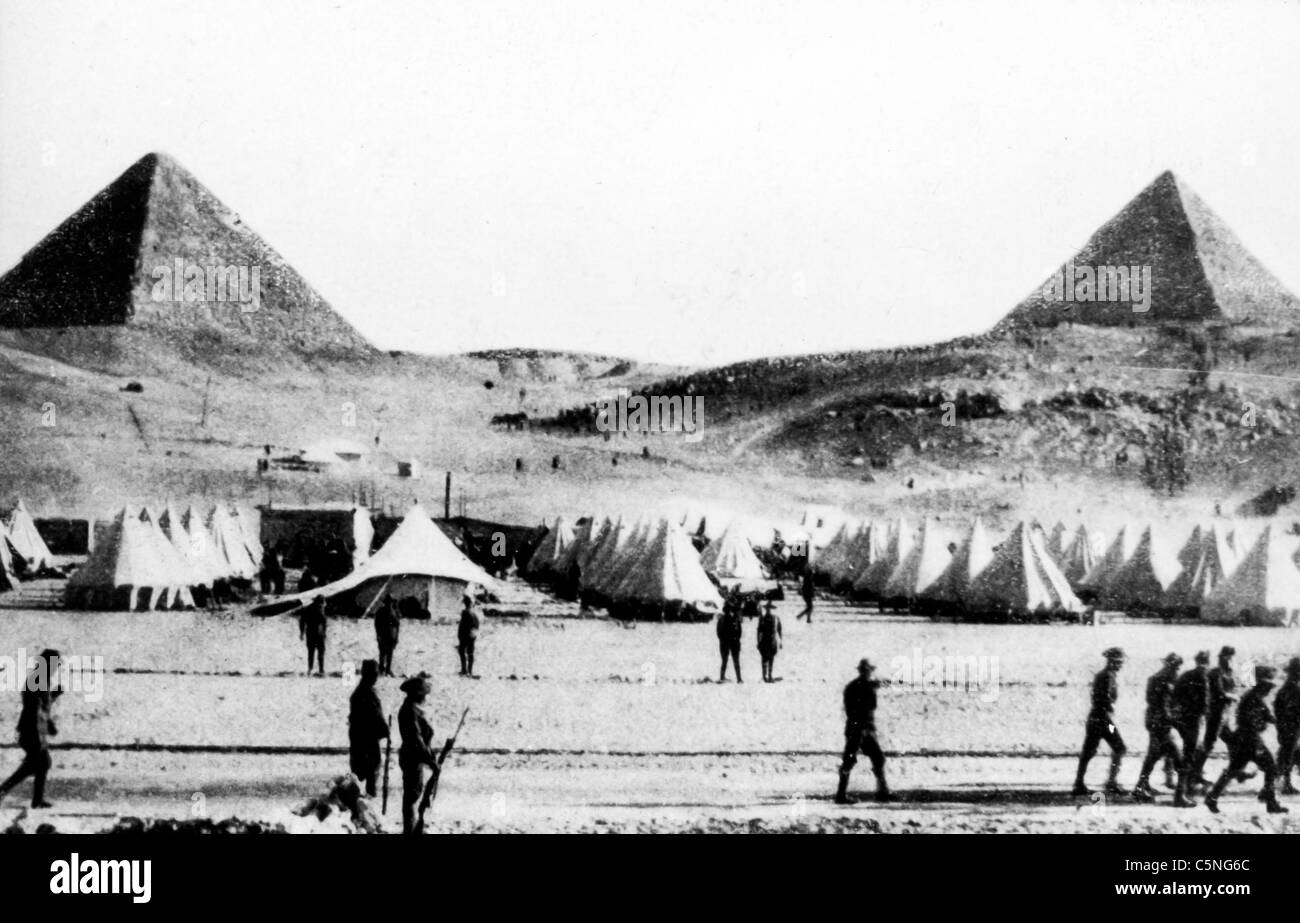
[[444, 471, 451, 520]]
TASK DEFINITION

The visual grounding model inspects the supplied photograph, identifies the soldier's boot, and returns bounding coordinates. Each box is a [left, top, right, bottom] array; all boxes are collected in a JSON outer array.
[[1072, 753, 1093, 796], [1173, 770, 1197, 808], [1103, 754, 1128, 796], [1262, 782, 1289, 813], [1281, 771, 1299, 795], [1163, 765, 1178, 790], [1132, 779, 1156, 802], [834, 770, 852, 805], [873, 768, 894, 803], [1204, 773, 1230, 813]]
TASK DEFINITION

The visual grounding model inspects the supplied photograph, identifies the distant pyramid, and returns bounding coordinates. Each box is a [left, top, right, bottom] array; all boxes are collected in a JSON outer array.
[[1004, 171, 1300, 329], [0, 153, 376, 359]]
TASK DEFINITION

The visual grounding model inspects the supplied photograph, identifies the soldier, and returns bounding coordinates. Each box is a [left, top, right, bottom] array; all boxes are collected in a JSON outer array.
[[1205, 665, 1288, 814], [457, 595, 480, 677], [756, 599, 782, 683], [1198, 645, 1238, 779], [796, 566, 815, 623], [834, 658, 891, 804], [299, 595, 328, 676], [1133, 653, 1194, 806], [1072, 647, 1129, 797], [348, 659, 389, 797], [0, 649, 61, 809], [1275, 657, 1300, 795], [398, 672, 438, 834], [1170, 651, 1210, 791], [374, 596, 401, 677], [716, 596, 743, 683]]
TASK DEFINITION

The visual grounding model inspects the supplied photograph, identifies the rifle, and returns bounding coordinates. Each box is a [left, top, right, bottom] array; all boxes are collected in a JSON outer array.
[[381, 715, 393, 815], [414, 707, 469, 834]]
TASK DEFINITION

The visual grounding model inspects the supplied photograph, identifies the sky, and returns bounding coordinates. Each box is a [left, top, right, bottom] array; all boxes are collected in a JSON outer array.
[[1, 0, 1298, 367]]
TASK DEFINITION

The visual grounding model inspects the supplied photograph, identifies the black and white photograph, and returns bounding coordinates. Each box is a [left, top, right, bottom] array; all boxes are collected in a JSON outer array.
[[0, 0, 1297, 900]]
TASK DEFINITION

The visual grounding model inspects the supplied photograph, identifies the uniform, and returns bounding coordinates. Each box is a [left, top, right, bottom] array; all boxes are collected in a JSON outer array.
[[1203, 662, 1237, 760], [1073, 651, 1127, 796], [398, 687, 438, 834], [299, 598, 328, 675], [457, 604, 480, 676], [1274, 666, 1300, 793], [797, 569, 815, 623], [835, 664, 890, 803], [1170, 659, 1209, 784], [756, 607, 782, 683], [0, 654, 60, 808], [1135, 658, 1193, 805], [1205, 668, 1287, 814], [374, 600, 401, 676], [348, 664, 388, 797], [716, 606, 743, 682]]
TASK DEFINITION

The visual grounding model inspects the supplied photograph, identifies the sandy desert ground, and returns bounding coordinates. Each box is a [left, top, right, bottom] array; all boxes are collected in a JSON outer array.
[[1, 581, 1299, 833]]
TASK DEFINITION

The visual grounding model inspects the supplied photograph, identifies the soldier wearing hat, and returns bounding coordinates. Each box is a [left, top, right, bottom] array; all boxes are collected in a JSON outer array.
[[1169, 650, 1211, 790], [834, 658, 891, 804], [756, 599, 782, 683], [1205, 664, 1287, 813], [398, 672, 438, 833], [457, 595, 480, 677], [1134, 653, 1194, 806], [1072, 647, 1129, 797], [1275, 657, 1300, 795], [348, 659, 389, 797], [1198, 645, 1239, 777], [0, 649, 62, 809], [299, 595, 329, 676]]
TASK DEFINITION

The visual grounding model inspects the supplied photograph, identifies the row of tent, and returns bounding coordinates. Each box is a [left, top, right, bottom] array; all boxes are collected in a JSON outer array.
[[65, 504, 264, 610], [0, 500, 56, 591], [815, 516, 1300, 626], [524, 514, 777, 617]]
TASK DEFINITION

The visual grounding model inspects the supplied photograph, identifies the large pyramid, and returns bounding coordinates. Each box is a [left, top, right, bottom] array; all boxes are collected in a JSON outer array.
[[1004, 171, 1300, 329], [0, 152, 376, 360]]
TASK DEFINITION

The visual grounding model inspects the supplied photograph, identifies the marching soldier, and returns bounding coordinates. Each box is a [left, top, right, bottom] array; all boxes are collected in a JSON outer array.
[[756, 599, 782, 683], [0, 649, 61, 809], [299, 595, 329, 676], [374, 596, 401, 677], [348, 659, 389, 797], [1072, 647, 1129, 797], [398, 672, 438, 833], [457, 595, 480, 677], [1170, 650, 1210, 791], [1205, 665, 1288, 814], [834, 658, 891, 804], [1198, 645, 1238, 777], [716, 596, 744, 683], [1275, 657, 1300, 795], [1134, 653, 1194, 806]]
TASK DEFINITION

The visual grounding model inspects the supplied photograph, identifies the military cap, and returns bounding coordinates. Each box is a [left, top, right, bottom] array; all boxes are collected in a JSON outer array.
[[1164, 652, 1183, 666], [1194, 650, 1211, 665], [1286, 657, 1300, 676], [1103, 647, 1125, 661], [858, 658, 875, 673], [1219, 645, 1236, 659], [1255, 665, 1277, 683]]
